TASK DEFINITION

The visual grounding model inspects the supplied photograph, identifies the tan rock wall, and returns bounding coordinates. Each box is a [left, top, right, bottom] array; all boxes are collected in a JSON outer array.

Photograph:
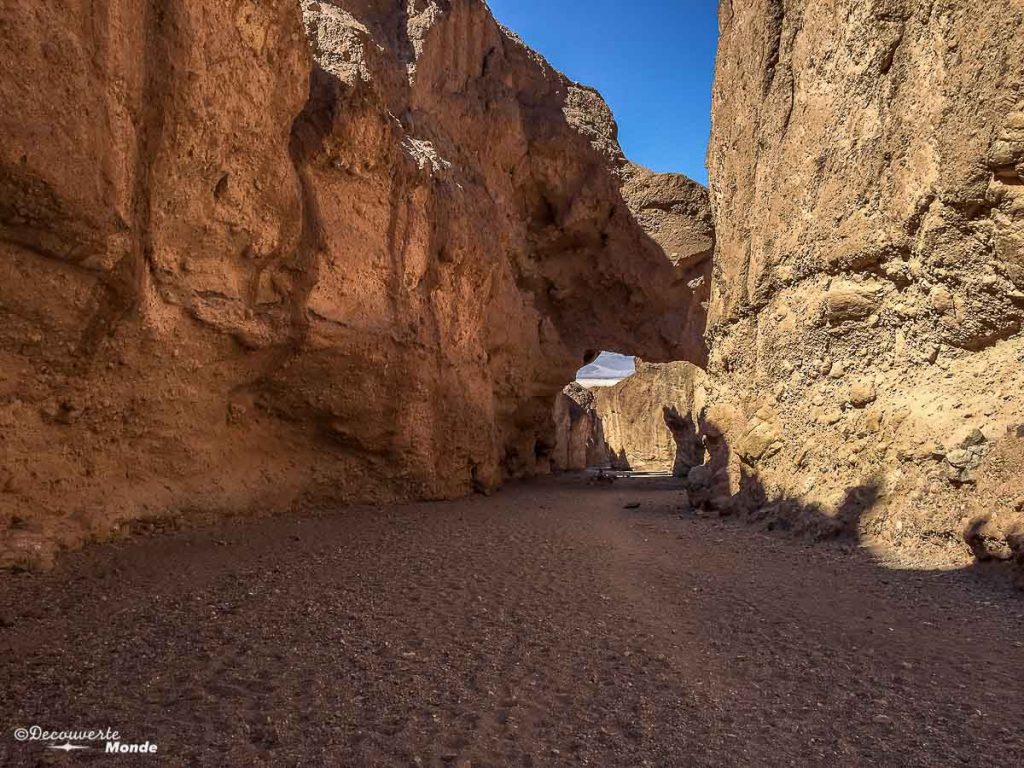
[[0, 0, 701, 568], [594, 361, 708, 474], [550, 162, 714, 474], [552, 383, 608, 472], [703, 0, 1024, 554], [621, 164, 715, 362]]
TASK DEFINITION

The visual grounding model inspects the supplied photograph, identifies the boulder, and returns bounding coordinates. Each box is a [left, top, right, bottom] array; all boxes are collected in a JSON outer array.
[[826, 286, 881, 324]]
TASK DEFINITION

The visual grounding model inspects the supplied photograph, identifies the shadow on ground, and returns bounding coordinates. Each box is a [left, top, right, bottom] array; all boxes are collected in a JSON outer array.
[[582, 411, 1024, 593]]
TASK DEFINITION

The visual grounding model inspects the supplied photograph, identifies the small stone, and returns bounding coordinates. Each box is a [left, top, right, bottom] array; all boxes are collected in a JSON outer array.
[[961, 428, 987, 448], [990, 139, 1019, 166], [849, 380, 877, 408], [818, 409, 844, 426], [623, 502, 641, 510], [227, 403, 247, 424], [687, 464, 713, 489], [826, 285, 880, 323], [864, 409, 883, 432], [964, 515, 1016, 561], [1004, 111, 1024, 130], [883, 261, 912, 285], [944, 464, 974, 485], [945, 449, 973, 468], [829, 361, 846, 379], [930, 285, 956, 315], [53, 401, 81, 425], [890, 408, 911, 426], [738, 421, 781, 461]]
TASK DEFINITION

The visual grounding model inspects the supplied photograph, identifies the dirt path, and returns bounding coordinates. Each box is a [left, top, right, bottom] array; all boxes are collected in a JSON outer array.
[[1, 475, 1022, 767]]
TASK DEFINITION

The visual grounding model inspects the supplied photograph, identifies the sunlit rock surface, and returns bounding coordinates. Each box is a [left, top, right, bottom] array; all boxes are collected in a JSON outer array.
[[0, 0, 701, 568]]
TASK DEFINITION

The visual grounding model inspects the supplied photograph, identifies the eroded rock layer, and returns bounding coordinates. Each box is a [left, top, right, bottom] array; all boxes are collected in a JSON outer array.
[[702, 0, 1024, 558], [0, 0, 699, 568]]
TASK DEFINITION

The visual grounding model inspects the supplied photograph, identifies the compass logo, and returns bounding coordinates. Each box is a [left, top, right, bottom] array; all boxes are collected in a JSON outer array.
[[48, 743, 90, 753]]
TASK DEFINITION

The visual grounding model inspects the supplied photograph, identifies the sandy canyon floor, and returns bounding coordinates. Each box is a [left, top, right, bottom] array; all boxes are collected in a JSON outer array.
[[1, 476, 1022, 767]]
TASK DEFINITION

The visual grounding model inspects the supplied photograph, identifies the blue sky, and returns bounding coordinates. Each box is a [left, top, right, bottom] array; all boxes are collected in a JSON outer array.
[[488, 0, 720, 185], [577, 352, 636, 384], [486, 1, 720, 383]]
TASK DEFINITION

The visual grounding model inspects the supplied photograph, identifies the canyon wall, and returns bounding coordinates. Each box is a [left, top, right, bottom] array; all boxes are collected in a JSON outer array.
[[593, 361, 708, 475], [701, 0, 1024, 557], [551, 383, 608, 472], [0, 0, 701, 569], [620, 165, 715, 362], [592, 167, 715, 474]]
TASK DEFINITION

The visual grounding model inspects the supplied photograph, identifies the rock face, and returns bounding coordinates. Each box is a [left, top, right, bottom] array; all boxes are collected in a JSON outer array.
[[594, 361, 708, 475], [621, 165, 715, 361], [0, 0, 701, 568], [551, 383, 608, 471], [592, 166, 714, 474], [701, 0, 1024, 551]]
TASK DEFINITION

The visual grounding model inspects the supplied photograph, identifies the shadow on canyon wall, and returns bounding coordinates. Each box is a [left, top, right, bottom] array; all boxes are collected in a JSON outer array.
[[696, 423, 881, 541], [595, 409, 1024, 592], [583, 404, 881, 539]]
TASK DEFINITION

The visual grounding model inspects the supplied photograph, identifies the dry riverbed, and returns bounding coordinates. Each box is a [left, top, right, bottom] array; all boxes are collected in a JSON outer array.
[[1, 475, 1022, 766]]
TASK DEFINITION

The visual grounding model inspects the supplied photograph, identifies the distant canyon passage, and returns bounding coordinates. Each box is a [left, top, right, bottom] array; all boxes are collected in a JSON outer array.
[[551, 0, 1024, 576]]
